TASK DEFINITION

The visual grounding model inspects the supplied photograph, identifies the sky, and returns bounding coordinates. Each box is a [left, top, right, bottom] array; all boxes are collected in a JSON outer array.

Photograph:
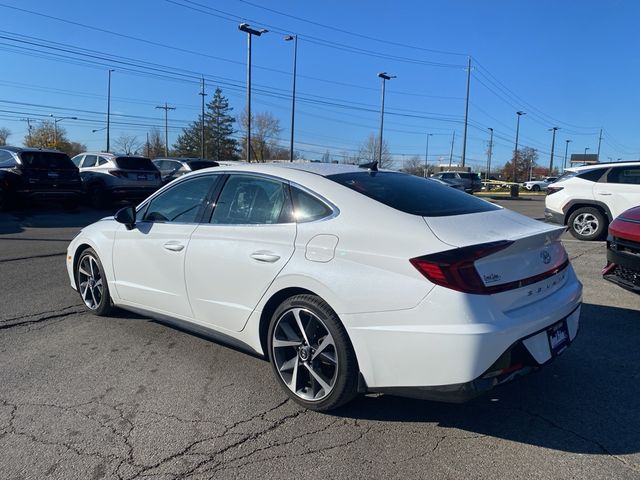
[[0, 0, 639, 171]]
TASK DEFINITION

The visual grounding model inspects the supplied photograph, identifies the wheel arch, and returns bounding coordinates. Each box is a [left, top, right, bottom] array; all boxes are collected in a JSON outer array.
[[72, 243, 95, 289], [563, 200, 612, 225]]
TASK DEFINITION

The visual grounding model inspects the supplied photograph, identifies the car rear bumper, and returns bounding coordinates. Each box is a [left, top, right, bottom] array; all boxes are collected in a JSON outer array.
[[17, 189, 82, 199], [544, 207, 564, 225], [344, 267, 582, 402], [106, 186, 159, 200], [603, 236, 640, 292]]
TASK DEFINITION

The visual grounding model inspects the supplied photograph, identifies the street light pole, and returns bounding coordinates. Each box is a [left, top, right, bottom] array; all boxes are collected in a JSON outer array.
[[377, 72, 395, 166], [155, 103, 176, 157], [513, 111, 525, 182], [106, 69, 114, 152], [199, 76, 207, 159], [448, 130, 456, 168], [424, 133, 433, 177], [239, 23, 268, 162], [461, 56, 471, 167], [50, 115, 77, 149], [285, 34, 298, 162], [563, 139, 572, 172], [486, 127, 494, 182], [548, 127, 559, 175]]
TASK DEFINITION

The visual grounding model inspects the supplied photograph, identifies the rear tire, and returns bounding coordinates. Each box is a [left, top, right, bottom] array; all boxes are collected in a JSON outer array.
[[568, 207, 607, 241], [76, 248, 113, 316], [267, 294, 358, 411]]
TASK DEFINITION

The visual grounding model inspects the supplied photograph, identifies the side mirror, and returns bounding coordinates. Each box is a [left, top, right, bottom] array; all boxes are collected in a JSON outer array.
[[114, 205, 136, 230]]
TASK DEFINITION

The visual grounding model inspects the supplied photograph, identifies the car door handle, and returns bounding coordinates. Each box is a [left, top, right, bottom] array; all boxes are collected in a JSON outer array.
[[163, 242, 185, 252], [250, 251, 281, 263], [597, 192, 612, 195]]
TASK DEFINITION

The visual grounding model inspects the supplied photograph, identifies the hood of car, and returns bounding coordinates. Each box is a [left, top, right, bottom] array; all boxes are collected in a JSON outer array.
[[619, 206, 640, 222]]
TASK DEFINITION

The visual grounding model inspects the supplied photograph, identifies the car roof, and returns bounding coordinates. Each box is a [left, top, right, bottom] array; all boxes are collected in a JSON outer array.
[[0, 145, 65, 154], [77, 152, 150, 159], [193, 161, 379, 178], [567, 160, 640, 172]]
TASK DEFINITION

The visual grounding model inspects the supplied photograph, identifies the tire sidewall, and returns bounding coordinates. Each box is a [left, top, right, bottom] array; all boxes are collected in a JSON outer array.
[[267, 295, 358, 411], [77, 248, 112, 316]]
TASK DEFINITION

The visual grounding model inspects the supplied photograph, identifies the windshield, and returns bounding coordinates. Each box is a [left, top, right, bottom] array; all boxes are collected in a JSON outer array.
[[327, 171, 499, 217], [18, 151, 76, 170], [187, 160, 219, 171]]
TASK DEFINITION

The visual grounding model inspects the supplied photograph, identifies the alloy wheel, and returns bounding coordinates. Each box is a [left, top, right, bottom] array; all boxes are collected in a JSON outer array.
[[573, 213, 599, 236], [271, 307, 338, 401], [77, 254, 104, 310]]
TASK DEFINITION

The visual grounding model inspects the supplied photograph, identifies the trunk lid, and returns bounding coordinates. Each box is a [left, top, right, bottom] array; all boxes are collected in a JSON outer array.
[[423, 208, 569, 309]]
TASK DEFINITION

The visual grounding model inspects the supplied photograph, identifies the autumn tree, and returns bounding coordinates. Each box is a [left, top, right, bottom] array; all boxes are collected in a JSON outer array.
[[501, 147, 539, 182], [173, 88, 238, 160], [24, 121, 86, 157], [114, 134, 142, 155], [358, 133, 392, 168], [0, 127, 10, 146], [239, 110, 282, 162]]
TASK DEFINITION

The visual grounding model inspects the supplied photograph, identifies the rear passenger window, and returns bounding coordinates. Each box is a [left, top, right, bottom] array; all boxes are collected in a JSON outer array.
[[607, 167, 640, 185], [97, 156, 109, 166], [82, 155, 97, 168], [291, 187, 333, 222], [211, 175, 290, 225]]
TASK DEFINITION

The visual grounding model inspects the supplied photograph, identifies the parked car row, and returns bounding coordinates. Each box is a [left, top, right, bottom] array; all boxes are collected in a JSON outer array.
[[0, 146, 224, 210]]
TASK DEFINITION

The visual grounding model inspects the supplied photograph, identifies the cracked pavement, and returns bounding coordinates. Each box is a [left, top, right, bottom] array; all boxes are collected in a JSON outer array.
[[1, 201, 639, 479]]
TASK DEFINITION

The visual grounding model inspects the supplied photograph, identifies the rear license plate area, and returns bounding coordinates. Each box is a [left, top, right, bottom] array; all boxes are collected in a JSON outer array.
[[137, 174, 147, 181], [547, 320, 570, 356]]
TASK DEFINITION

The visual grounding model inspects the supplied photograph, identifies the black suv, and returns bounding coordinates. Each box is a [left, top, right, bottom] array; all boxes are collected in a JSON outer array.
[[432, 171, 482, 193], [0, 146, 82, 209]]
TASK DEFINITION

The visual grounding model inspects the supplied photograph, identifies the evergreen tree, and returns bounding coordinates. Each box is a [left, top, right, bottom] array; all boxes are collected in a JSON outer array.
[[173, 88, 238, 160]]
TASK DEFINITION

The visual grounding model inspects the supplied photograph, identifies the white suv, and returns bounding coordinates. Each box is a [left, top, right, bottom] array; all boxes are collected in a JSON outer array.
[[545, 161, 640, 240]]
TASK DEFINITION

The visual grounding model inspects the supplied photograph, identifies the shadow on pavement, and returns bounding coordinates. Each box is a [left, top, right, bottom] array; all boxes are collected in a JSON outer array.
[[331, 302, 640, 455]]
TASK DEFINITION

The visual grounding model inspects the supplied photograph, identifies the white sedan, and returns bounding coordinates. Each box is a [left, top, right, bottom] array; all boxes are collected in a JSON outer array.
[[523, 176, 558, 191], [66, 162, 582, 411]]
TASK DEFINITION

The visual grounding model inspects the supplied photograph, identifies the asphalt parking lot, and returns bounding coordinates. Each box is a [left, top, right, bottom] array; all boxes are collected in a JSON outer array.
[[1, 197, 639, 480]]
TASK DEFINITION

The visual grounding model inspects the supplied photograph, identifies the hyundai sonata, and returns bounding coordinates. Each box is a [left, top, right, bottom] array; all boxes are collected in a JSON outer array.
[[66, 162, 582, 411]]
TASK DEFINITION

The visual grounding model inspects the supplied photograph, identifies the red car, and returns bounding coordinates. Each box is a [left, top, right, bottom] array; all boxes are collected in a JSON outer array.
[[603, 206, 640, 293]]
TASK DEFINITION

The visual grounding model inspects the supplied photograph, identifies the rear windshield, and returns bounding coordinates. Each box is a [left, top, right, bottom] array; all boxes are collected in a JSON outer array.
[[18, 152, 75, 170], [187, 160, 219, 171], [115, 157, 156, 171], [327, 171, 499, 217], [458, 172, 480, 180]]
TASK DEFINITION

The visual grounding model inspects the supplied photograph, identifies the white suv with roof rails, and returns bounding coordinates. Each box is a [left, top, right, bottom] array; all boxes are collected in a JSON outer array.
[[545, 161, 640, 241]]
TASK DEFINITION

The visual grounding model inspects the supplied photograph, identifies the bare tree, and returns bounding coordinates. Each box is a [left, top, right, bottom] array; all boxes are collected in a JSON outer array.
[[0, 127, 10, 146], [358, 133, 393, 168], [147, 127, 166, 158], [239, 110, 282, 162], [114, 134, 142, 155], [402, 155, 426, 176]]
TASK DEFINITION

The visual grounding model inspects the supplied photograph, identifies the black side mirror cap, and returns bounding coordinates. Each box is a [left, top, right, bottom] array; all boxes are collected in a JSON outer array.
[[114, 205, 136, 230]]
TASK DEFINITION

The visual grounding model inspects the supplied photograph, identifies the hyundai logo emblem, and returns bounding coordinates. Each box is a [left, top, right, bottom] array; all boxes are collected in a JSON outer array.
[[540, 250, 551, 264]]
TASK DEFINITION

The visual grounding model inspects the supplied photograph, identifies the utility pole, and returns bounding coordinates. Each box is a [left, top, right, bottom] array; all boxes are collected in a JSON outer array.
[[285, 34, 298, 162], [377, 72, 396, 166], [448, 130, 456, 168], [424, 133, 433, 177], [199, 76, 207, 159], [596, 128, 603, 160], [106, 69, 114, 152], [155, 103, 175, 157], [461, 56, 471, 167], [21, 118, 33, 144], [486, 128, 494, 182], [513, 111, 525, 182], [239, 23, 268, 162], [146, 132, 150, 158], [548, 127, 559, 175], [563, 139, 572, 172]]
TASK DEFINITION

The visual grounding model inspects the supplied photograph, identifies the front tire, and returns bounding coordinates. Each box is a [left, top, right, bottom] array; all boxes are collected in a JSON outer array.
[[76, 248, 113, 316], [568, 207, 607, 241], [532, 184, 541, 192], [267, 294, 358, 411]]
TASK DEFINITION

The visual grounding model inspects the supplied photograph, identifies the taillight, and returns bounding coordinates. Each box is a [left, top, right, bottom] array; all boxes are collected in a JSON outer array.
[[410, 241, 514, 294], [109, 170, 127, 178], [547, 186, 563, 195]]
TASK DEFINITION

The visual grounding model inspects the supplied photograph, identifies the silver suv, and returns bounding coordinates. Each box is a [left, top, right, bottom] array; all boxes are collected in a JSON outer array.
[[71, 152, 161, 208], [152, 157, 219, 184]]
